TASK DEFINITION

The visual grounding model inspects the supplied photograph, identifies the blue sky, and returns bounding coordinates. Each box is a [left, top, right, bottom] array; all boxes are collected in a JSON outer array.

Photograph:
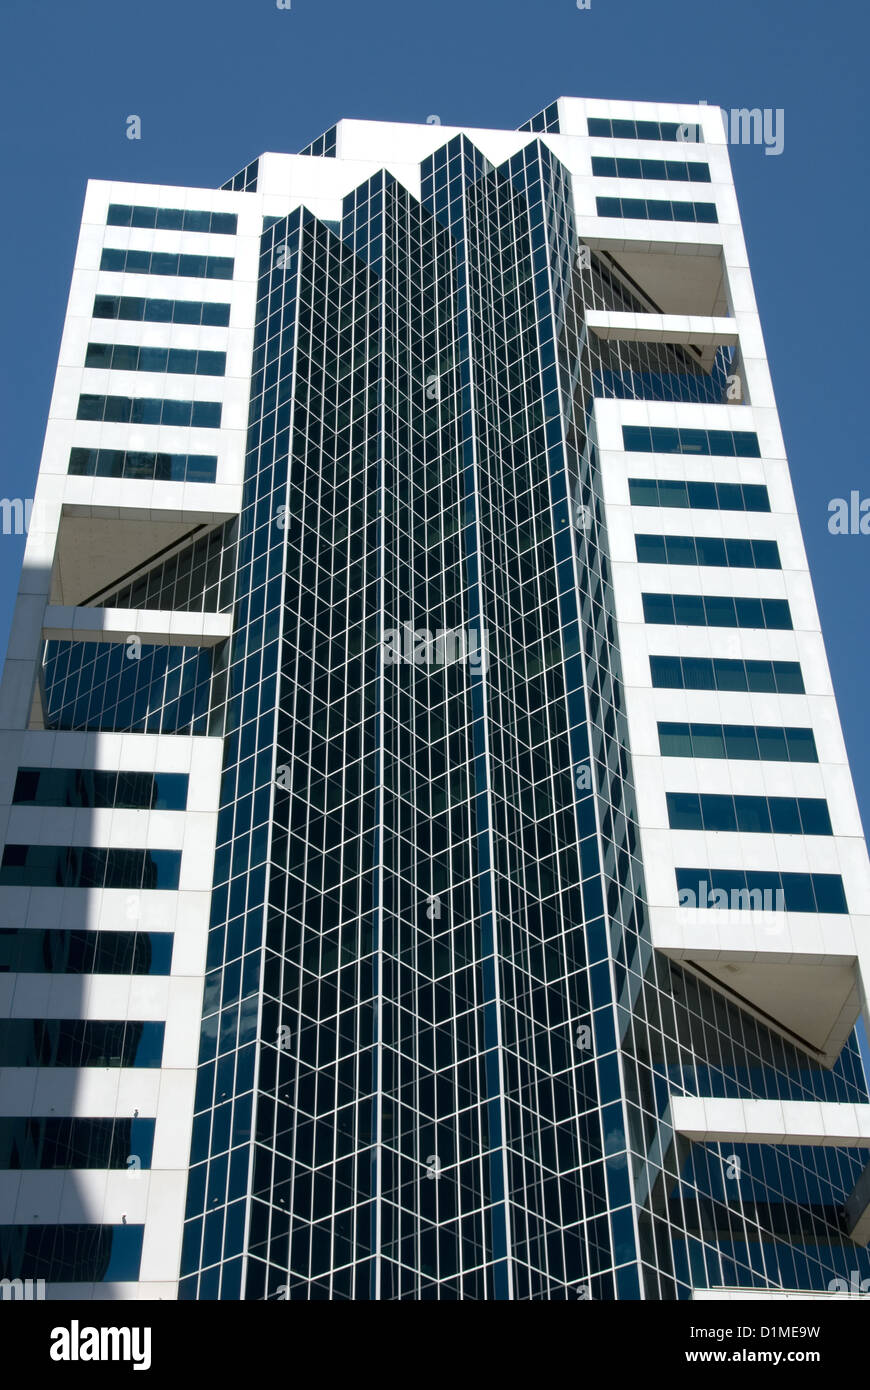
[[1, 0, 868, 829]]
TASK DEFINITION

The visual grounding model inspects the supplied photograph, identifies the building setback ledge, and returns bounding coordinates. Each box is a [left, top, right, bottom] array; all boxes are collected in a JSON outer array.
[[585, 309, 738, 346], [670, 1095, 870, 1147], [42, 606, 232, 649]]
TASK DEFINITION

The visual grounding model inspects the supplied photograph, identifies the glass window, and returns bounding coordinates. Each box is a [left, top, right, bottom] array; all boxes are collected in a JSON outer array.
[[642, 593, 673, 624], [685, 657, 717, 690], [692, 724, 726, 759], [811, 874, 848, 913], [743, 484, 771, 512], [704, 595, 737, 627], [735, 597, 764, 628], [658, 722, 693, 757], [155, 208, 184, 230], [701, 795, 737, 832], [183, 210, 212, 233], [751, 539, 780, 569], [667, 792, 702, 830], [85, 343, 112, 368], [678, 428, 707, 454], [659, 480, 689, 507], [623, 426, 652, 452], [628, 479, 659, 506], [773, 661, 804, 693], [687, 482, 716, 508], [649, 655, 682, 687], [785, 727, 817, 762], [755, 726, 787, 761], [695, 536, 726, 566], [762, 598, 792, 630], [744, 659, 776, 692], [665, 534, 696, 565], [714, 482, 742, 509], [635, 534, 667, 563], [768, 798, 802, 834], [131, 205, 157, 228], [650, 428, 680, 453], [797, 798, 832, 835], [735, 796, 771, 833], [734, 431, 762, 457], [779, 872, 816, 913], [723, 538, 752, 567]]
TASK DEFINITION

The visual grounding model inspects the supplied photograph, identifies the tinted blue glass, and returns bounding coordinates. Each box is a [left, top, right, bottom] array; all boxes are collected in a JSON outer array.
[[0, 1224, 144, 1282], [797, 799, 833, 835], [700, 795, 738, 832], [768, 799, 802, 834]]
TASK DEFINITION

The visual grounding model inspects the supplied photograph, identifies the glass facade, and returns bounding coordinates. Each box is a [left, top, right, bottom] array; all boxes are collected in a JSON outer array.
[[4, 114, 869, 1303], [167, 133, 870, 1300]]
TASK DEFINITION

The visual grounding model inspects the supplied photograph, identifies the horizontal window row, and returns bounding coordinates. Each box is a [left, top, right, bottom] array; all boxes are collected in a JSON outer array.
[[591, 155, 711, 182], [623, 426, 761, 457], [0, 1224, 143, 1283], [676, 867, 848, 914], [0, 1116, 155, 1170], [0, 1019, 164, 1067], [100, 247, 234, 280], [658, 721, 818, 763], [76, 394, 222, 428], [0, 846, 181, 890], [93, 294, 230, 327], [0, 928, 173, 975], [642, 592, 792, 629], [107, 203, 237, 235], [588, 116, 702, 142], [13, 767, 189, 811], [596, 196, 717, 223], [69, 446, 217, 483], [85, 343, 226, 377], [629, 478, 771, 512], [650, 654, 804, 694], [668, 791, 832, 836], [635, 533, 780, 569]]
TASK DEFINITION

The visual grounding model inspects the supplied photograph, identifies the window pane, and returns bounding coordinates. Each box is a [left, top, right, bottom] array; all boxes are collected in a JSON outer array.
[[797, 799, 832, 835], [692, 724, 726, 759], [785, 728, 817, 762], [659, 480, 689, 507], [811, 874, 848, 913], [668, 793, 702, 830], [658, 723, 692, 757], [755, 727, 787, 761], [769, 799, 801, 834], [735, 796, 771, 833], [629, 479, 659, 507], [701, 796, 737, 832]]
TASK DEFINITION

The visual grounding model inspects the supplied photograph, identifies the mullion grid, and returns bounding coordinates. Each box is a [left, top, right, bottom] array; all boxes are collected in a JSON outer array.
[[378, 178, 492, 1300], [263, 223, 381, 1300], [464, 150, 600, 1298]]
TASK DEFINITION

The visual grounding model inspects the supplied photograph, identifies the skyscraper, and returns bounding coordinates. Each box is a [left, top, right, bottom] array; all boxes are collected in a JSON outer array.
[[2, 97, 870, 1302]]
